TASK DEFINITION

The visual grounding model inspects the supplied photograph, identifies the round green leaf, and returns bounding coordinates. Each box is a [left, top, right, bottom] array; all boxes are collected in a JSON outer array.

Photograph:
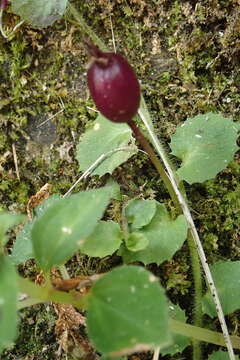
[[0, 255, 18, 353], [80, 221, 122, 258], [124, 198, 157, 230], [76, 114, 136, 177], [125, 232, 149, 252], [170, 113, 239, 184], [120, 203, 188, 265], [202, 261, 240, 317], [87, 265, 171, 356], [11, 0, 68, 27]]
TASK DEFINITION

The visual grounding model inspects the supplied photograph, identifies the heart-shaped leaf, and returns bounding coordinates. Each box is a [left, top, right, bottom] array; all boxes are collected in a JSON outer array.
[[202, 261, 240, 317], [87, 265, 171, 356], [120, 203, 188, 265], [125, 232, 149, 252], [80, 221, 122, 258], [124, 198, 157, 230], [170, 113, 239, 184]]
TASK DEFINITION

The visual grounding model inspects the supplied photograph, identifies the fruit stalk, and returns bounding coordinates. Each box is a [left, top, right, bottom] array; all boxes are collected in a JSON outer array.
[[128, 119, 180, 212]]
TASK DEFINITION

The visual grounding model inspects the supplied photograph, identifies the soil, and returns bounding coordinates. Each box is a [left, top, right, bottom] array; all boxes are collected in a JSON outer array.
[[0, 0, 239, 359]]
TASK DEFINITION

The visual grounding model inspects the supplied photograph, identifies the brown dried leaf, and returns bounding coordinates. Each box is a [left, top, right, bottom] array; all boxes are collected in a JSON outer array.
[[53, 303, 95, 358], [27, 183, 52, 220]]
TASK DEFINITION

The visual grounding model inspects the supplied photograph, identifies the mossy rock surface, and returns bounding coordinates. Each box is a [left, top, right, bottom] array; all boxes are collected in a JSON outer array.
[[1, 0, 239, 358]]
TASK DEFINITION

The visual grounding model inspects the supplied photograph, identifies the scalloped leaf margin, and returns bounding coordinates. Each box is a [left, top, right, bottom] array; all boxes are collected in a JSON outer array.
[[170, 113, 239, 184], [11, 0, 68, 27]]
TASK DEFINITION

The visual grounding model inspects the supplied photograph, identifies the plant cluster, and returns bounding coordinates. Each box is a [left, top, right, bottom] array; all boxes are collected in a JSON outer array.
[[0, 1, 240, 360]]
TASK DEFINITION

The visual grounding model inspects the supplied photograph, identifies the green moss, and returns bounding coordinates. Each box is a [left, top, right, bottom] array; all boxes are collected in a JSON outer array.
[[1, 0, 239, 358], [2, 305, 57, 360], [189, 174, 240, 262]]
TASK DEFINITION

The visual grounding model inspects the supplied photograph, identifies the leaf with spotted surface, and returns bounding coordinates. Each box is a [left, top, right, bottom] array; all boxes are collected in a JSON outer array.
[[31, 182, 119, 271], [170, 113, 239, 184], [87, 265, 171, 356]]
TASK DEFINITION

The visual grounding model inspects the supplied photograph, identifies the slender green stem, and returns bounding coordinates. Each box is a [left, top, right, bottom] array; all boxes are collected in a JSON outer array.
[[18, 297, 43, 310], [17, 275, 88, 310], [170, 319, 240, 350], [16, 275, 240, 350], [187, 234, 203, 359], [128, 120, 181, 213], [67, 3, 107, 51]]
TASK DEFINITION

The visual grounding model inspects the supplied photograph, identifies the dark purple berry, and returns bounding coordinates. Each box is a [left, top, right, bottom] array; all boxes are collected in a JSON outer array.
[[0, 0, 8, 10], [86, 42, 140, 123]]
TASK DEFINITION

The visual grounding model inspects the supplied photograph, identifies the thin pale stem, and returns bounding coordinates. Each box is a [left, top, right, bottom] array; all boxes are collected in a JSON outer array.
[[64, 146, 135, 197], [0, 9, 7, 38], [170, 319, 240, 350], [152, 347, 160, 360]]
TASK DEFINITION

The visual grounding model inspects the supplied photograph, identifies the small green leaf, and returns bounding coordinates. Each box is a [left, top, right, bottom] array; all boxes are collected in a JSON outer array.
[[125, 232, 149, 252], [120, 203, 188, 265], [32, 182, 119, 271], [11, 0, 68, 27], [87, 265, 171, 356], [11, 195, 61, 265], [0, 212, 25, 247], [0, 255, 18, 353], [76, 114, 136, 177], [80, 221, 122, 258], [202, 261, 240, 317], [124, 198, 157, 230], [161, 303, 190, 356], [208, 350, 240, 360], [170, 113, 239, 184]]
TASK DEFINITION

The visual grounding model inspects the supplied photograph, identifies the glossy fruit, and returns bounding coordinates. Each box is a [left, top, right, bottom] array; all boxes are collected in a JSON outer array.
[[86, 43, 140, 123], [0, 0, 8, 10]]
